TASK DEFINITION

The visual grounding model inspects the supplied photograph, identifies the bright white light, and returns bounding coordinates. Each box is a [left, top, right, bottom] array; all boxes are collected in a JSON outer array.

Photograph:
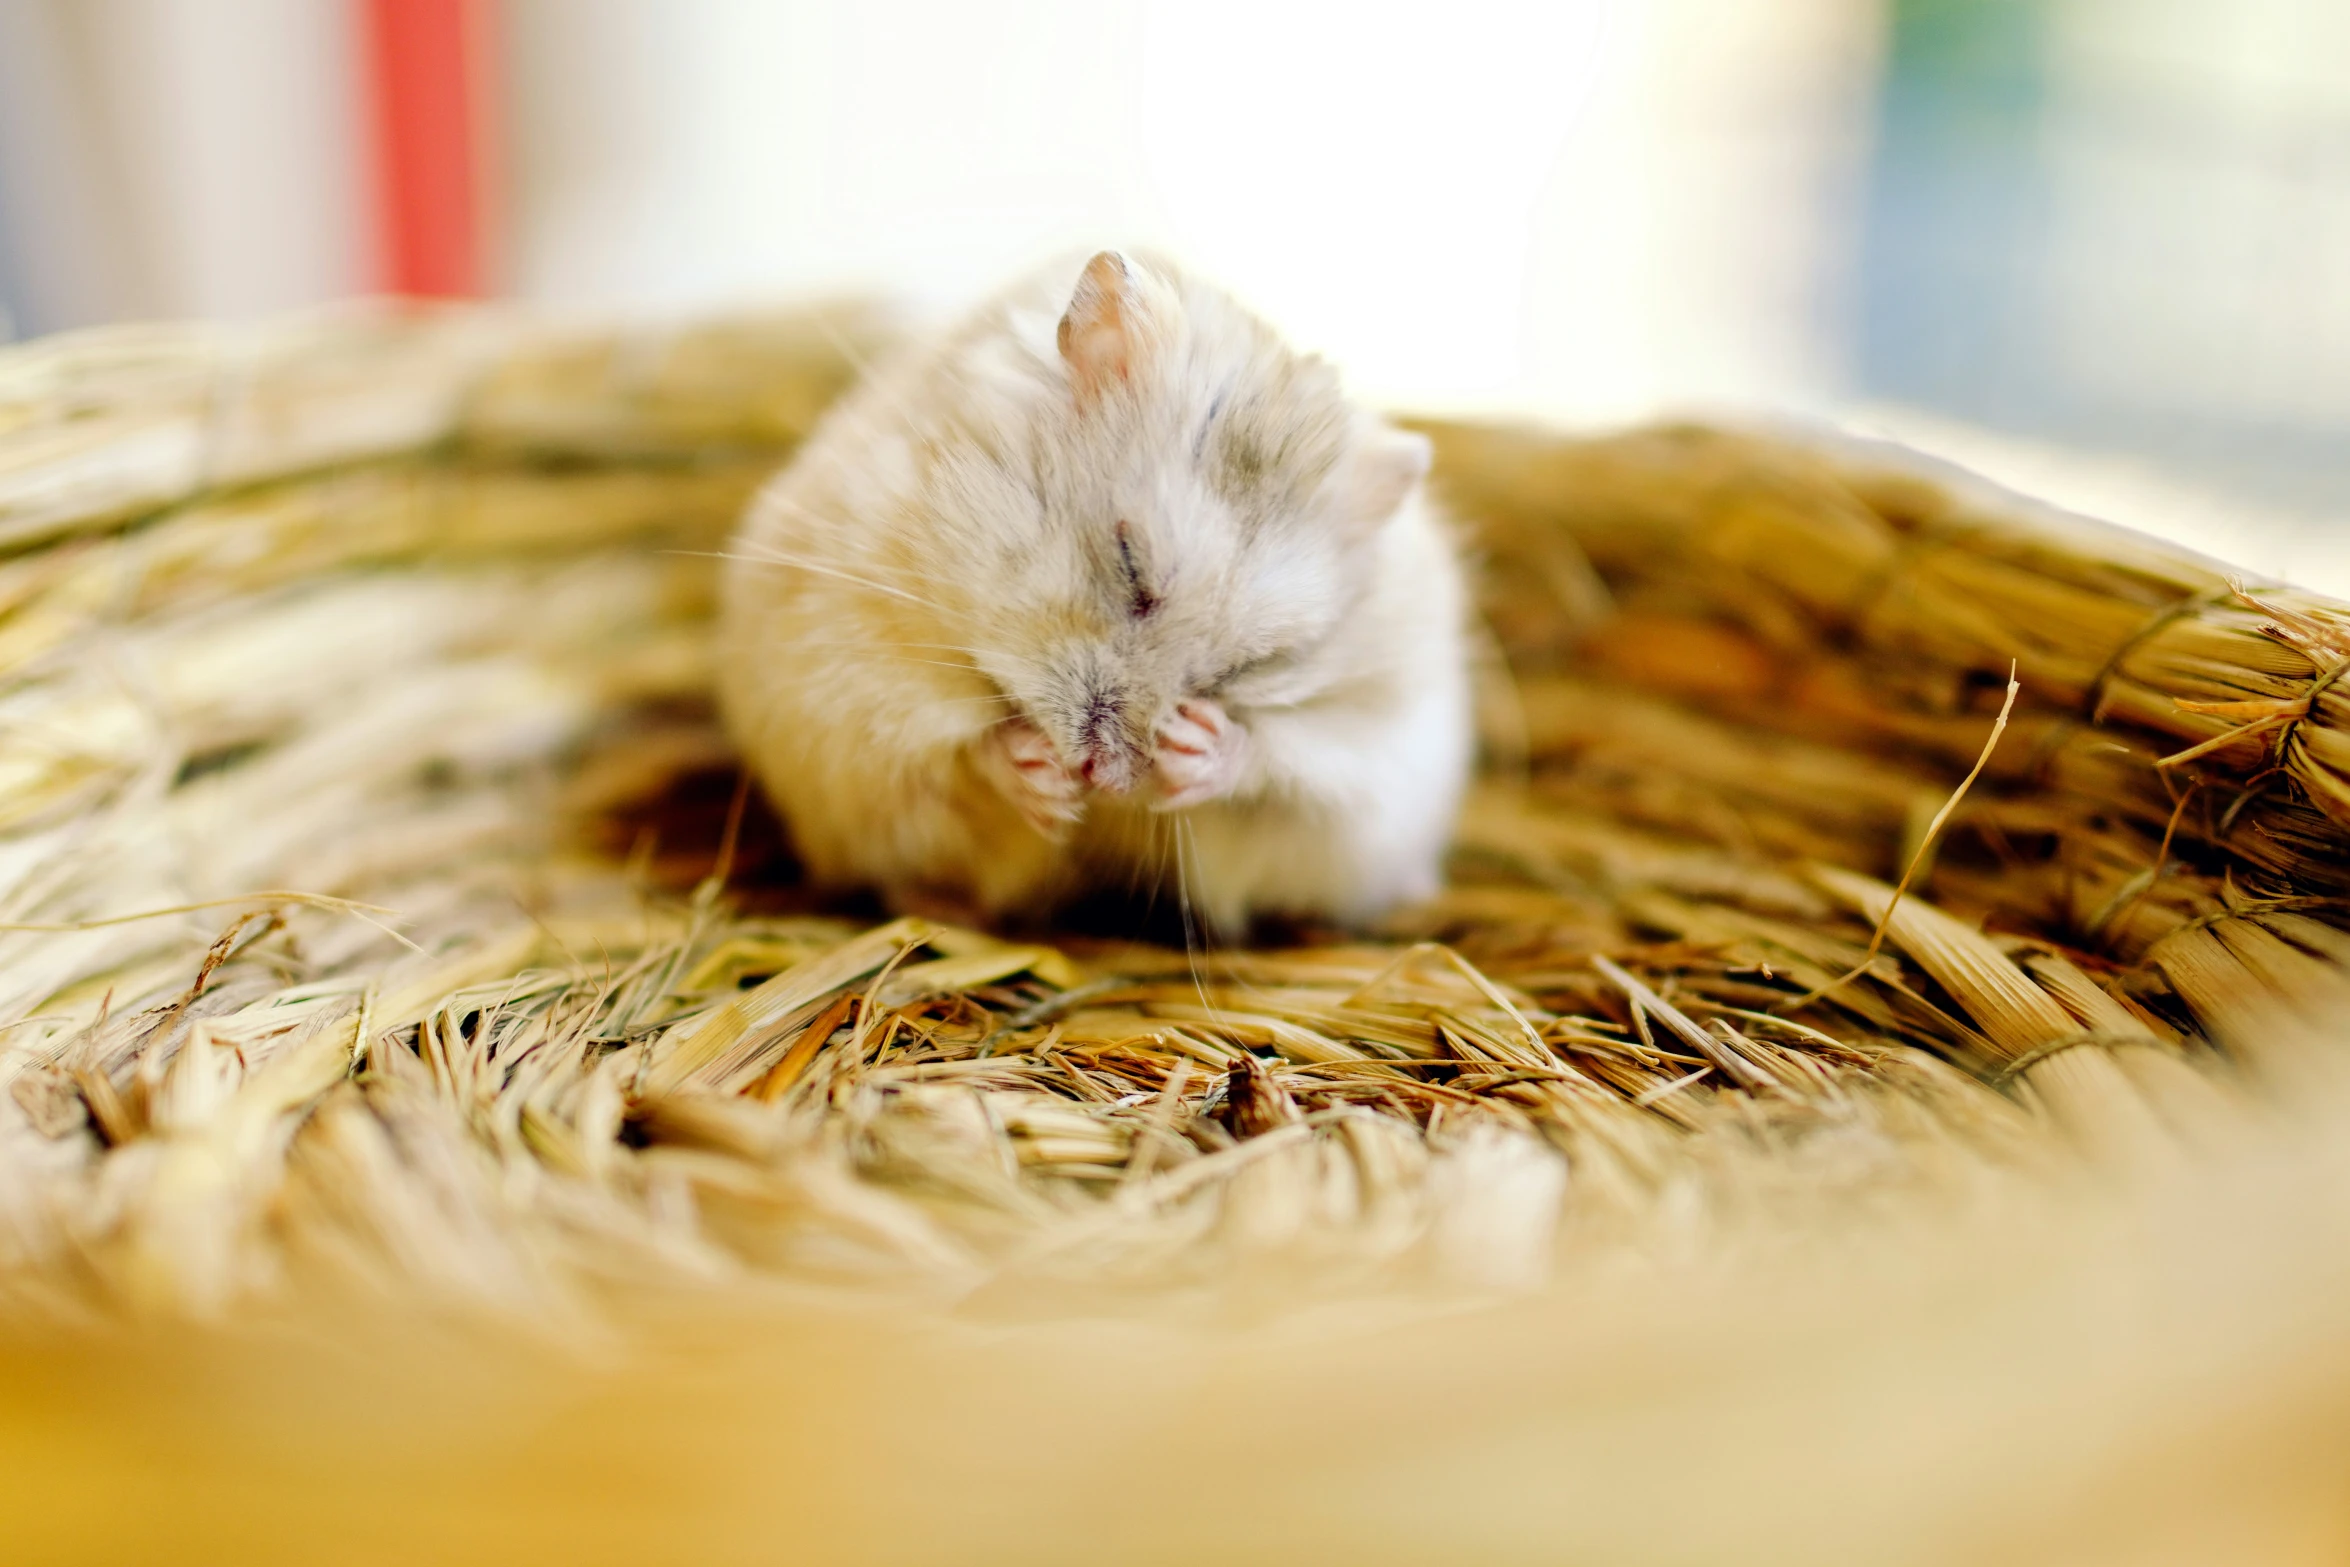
[[499, 0, 1881, 417], [1139, 0, 1614, 402]]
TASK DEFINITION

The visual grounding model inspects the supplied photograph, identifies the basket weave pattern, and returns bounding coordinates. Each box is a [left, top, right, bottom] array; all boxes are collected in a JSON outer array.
[[0, 304, 2343, 1321]]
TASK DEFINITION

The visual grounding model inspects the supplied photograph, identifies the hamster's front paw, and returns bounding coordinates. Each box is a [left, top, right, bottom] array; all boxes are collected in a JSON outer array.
[[985, 716, 1085, 838], [1153, 698, 1250, 810]]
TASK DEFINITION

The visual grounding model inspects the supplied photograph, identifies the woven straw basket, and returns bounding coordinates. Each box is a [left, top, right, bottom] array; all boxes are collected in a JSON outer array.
[[5, 301, 2350, 1563]]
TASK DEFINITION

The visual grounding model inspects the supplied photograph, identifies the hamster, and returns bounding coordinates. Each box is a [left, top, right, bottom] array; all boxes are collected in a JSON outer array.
[[715, 251, 1472, 933]]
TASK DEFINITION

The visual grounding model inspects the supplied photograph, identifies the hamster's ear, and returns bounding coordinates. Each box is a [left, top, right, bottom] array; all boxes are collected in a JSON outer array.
[[1339, 428, 1433, 526], [1058, 251, 1139, 405]]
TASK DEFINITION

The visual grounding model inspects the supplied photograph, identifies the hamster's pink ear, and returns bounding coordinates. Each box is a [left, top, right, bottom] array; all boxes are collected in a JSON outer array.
[[1341, 429, 1433, 525], [1058, 251, 1139, 405]]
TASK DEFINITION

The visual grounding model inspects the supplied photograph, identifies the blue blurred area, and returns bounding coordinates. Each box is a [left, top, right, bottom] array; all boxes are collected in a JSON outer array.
[[1857, 0, 2350, 511], [1857, 0, 2055, 429]]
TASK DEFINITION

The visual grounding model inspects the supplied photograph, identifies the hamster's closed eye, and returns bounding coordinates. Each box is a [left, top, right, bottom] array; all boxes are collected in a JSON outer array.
[[1112, 521, 1158, 620]]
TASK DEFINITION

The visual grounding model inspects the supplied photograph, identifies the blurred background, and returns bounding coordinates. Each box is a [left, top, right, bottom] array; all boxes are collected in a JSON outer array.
[[1, 0, 2344, 572]]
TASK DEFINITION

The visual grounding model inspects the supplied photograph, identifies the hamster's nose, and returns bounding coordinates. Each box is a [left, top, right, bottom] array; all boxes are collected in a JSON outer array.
[[1072, 689, 1143, 791], [1078, 749, 1135, 792]]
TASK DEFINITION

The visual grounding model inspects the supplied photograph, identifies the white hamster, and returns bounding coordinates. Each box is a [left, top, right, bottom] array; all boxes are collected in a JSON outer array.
[[716, 251, 1471, 932]]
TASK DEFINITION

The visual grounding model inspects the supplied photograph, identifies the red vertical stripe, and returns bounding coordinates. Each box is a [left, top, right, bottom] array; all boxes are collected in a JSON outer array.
[[362, 0, 498, 297]]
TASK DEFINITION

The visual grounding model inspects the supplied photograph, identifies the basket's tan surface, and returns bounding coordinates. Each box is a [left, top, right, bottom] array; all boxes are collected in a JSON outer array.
[[4, 302, 2350, 1563]]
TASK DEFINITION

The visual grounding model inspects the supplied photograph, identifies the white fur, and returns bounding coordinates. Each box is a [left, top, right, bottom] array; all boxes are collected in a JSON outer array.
[[716, 252, 1472, 930]]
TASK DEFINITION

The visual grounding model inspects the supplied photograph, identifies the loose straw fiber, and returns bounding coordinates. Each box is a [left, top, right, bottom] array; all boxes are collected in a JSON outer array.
[[3, 303, 2350, 1563]]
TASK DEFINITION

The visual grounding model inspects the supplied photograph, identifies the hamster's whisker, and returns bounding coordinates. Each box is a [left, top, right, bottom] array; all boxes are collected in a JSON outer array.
[[689, 546, 944, 612], [805, 304, 885, 381], [1131, 810, 1172, 909], [803, 306, 937, 434], [857, 655, 991, 676], [1144, 812, 1171, 901], [1172, 816, 1229, 1040], [734, 497, 976, 595], [774, 640, 978, 656]]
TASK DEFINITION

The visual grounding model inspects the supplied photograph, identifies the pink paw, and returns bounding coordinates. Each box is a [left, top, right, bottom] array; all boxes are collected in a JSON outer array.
[[1153, 698, 1250, 810], [986, 717, 1084, 837]]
